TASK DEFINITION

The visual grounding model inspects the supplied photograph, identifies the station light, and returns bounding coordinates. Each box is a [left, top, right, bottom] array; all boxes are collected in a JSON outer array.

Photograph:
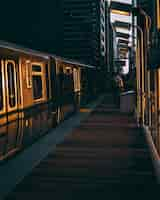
[[119, 48, 128, 52], [110, 1, 132, 16], [111, 9, 131, 16]]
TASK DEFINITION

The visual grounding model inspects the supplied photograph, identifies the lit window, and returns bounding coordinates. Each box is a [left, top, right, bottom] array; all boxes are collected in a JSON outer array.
[[73, 68, 80, 92], [32, 65, 41, 72], [32, 64, 43, 101], [0, 63, 3, 111], [32, 76, 42, 100], [7, 62, 16, 108]]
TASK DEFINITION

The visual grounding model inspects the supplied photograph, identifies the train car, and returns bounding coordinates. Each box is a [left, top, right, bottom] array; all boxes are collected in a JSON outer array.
[[0, 41, 97, 161], [55, 57, 97, 109], [53, 57, 80, 122], [0, 42, 55, 160]]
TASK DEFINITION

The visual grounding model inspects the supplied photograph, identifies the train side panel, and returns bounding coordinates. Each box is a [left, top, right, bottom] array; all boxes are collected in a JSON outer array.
[[55, 59, 77, 122], [0, 45, 96, 161], [19, 56, 55, 147], [0, 52, 21, 160]]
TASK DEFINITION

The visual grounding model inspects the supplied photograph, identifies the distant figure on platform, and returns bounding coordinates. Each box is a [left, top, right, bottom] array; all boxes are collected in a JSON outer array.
[[112, 73, 124, 107]]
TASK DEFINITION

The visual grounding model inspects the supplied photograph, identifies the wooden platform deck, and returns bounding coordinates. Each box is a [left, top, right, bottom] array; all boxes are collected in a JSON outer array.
[[6, 95, 158, 199]]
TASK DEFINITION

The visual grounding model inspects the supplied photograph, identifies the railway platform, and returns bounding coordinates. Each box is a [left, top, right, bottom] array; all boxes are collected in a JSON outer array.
[[1, 94, 159, 199]]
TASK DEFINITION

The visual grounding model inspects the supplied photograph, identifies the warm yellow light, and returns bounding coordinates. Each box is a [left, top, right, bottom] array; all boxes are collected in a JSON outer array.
[[119, 48, 128, 52], [66, 66, 71, 70], [80, 108, 91, 113], [157, 0, 160, 29], [26, 60, 31, 64], [111, 9, 131, 16]]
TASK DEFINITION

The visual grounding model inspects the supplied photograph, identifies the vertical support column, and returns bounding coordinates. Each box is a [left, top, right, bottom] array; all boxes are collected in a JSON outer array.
[[148, 71, 152, 129], [141, 29, 145, 125], [157, 0, 160, 29], [156, 69, 160, 153], [150, 70, 158, 146], [150, 71, 156, 142], [136, 38, 141, 123], [154, 70, 158, 149]]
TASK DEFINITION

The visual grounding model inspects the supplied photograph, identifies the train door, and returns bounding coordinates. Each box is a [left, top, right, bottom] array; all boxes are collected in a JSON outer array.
[[31, 62, 46, 138], [56, 62, 64, 122], [3, 60, 20, 157], [49, 58, 58, 126], [0, 61, 7, 159], [63, 66, 75, 116]]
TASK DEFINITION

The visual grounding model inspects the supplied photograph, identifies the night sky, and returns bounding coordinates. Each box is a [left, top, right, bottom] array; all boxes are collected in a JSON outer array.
[[0, 0, 62, 54]]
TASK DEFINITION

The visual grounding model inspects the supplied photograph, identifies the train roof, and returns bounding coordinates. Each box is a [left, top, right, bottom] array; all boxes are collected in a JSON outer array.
[[52, 55, 96, 69], [0, 40, 96, 69], [0, 40, 49, 59]]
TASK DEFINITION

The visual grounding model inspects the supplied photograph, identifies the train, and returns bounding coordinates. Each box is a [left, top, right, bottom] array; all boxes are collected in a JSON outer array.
[[0, 41, 98, 161]]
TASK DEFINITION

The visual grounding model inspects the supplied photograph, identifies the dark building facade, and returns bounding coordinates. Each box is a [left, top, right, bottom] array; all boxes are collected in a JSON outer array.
[[136, 0, 156, 60], [137, 0, 160, 71], [137, 0, 155, 30], [62, 0, 106, 68], [0, 0, 107, 69], [0, 0, 63, 55]]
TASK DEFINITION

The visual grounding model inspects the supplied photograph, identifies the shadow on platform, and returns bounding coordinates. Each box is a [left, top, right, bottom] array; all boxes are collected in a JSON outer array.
[[6, 94, 159, 200]]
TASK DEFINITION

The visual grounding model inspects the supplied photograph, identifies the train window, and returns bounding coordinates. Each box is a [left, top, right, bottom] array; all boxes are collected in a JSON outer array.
[[0, 64, 3, 110], [7, 62, 16, 108], [32, 65, 41, 72], [32, 64, 43, 101], [32, 76, 43, 100]]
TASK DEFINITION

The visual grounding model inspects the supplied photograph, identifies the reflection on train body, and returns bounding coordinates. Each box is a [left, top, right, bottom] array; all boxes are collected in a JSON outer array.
[[0, 43, 97, 161]]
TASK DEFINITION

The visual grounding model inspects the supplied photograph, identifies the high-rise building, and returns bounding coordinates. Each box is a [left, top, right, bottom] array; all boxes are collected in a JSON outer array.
[[105, 0, 114, 72], [62, 0, 106, 68], [0, 1, 62, 55]]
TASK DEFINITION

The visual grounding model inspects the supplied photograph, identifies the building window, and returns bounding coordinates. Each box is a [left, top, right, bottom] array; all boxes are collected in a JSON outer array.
[[32, 64, 43, 101], [0, 64, 3, 111], [7, 62, 16, 108]]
